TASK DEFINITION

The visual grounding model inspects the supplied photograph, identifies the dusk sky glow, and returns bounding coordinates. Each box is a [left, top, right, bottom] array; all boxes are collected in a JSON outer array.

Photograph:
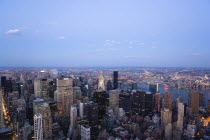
[[0, 0, 210, 67]]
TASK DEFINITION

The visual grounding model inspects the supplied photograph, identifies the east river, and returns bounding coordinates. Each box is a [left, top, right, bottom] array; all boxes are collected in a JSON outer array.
[[138, 84, 210, 107]]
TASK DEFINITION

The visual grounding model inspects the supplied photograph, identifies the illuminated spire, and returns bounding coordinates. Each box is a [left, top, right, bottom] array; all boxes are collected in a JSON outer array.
[[98, 71, 105, 90]]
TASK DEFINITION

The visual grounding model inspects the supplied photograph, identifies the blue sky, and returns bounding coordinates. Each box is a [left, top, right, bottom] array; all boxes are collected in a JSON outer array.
[[0, 0, 210, 67]]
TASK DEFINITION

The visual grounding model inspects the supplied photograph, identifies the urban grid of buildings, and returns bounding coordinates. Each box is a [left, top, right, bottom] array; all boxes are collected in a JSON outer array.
[[0, 68, 210, 140]]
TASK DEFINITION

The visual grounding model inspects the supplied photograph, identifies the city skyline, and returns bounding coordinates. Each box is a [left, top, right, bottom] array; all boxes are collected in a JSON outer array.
[[1, 0, 210, 67]]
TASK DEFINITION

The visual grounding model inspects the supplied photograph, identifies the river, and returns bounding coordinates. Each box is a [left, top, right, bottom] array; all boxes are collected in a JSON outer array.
[[138, 83, 210, 107]]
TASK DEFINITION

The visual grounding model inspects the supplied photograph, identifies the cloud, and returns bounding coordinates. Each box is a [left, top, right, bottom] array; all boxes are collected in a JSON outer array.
[[191, 53, 200, 56], [57, 36, 65, 40], [129, 41, 144, 45], [5, 29, 21, 35], [124, 56, 137, 59], [151, 46, 157, 49], [128, 46, 134, 49], [104, 40, 121, 47]]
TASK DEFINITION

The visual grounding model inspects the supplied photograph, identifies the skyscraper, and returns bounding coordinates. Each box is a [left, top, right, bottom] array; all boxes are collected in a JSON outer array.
[[161, 108, 172, 127], [199, 92, 205, 107], [98, 71, 105, 90], [188, 91, 199, 115], [149, 83, 157, 94], [93, 90, 107, 123], [109, 90, 120, 112], [79, 101, 98, 139], [131, 90, 146, 116], [81, 125, 91, 140], [113, 71, 118, 90], [55, 77, 73, 114], [33, 99, 52, 140], [68, 105, 78, 139], [34, 113, 43, 140], [119, 93, 131, 116], [1, 76, 6, 88], [177, 102, 184, 132], [145, 92, 154, 114], [162, 92, 172, 111], [155, 91, 161, 113], [106, 80, 113, 91], [4, 79, 12, 94], [40, 79, 51, 99], [34, 79, 41, 98]]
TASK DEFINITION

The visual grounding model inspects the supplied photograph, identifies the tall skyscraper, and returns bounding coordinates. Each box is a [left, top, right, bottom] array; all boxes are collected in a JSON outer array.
[[4, 79, 12, 94], [79, 101, 98, 139], [34, 79, 52, 98], [165, 122, 172, 140], [131, 90, 146, 116], [113, 71, 118, 90], [109, 90, 120, 112], [106, 80, 113, 91], [93, 90, 107, 123], [155, 91, 161, 113], [188, 90, 199, 115], [33, 99, 52, 140], [1, 76, 6, 88], [161, 108, 172, 127], [177, 102, 184, 132], [34, 79, 41, 98], [119, 93, 131, 116], [68, 105, 78, 138], [34, 113, 43, 140], [199, 92, 205, 107], [40, 79, 51, 99], [145, 92, 154, 114], [98, 71, 105, 90], [55, 77, 73, 114], [162, 92, 172, 111], [149, 83, 157, 94]]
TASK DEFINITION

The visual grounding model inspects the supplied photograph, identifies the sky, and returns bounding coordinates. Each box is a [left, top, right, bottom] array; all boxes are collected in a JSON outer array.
[[0, 0, 210, 67]]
